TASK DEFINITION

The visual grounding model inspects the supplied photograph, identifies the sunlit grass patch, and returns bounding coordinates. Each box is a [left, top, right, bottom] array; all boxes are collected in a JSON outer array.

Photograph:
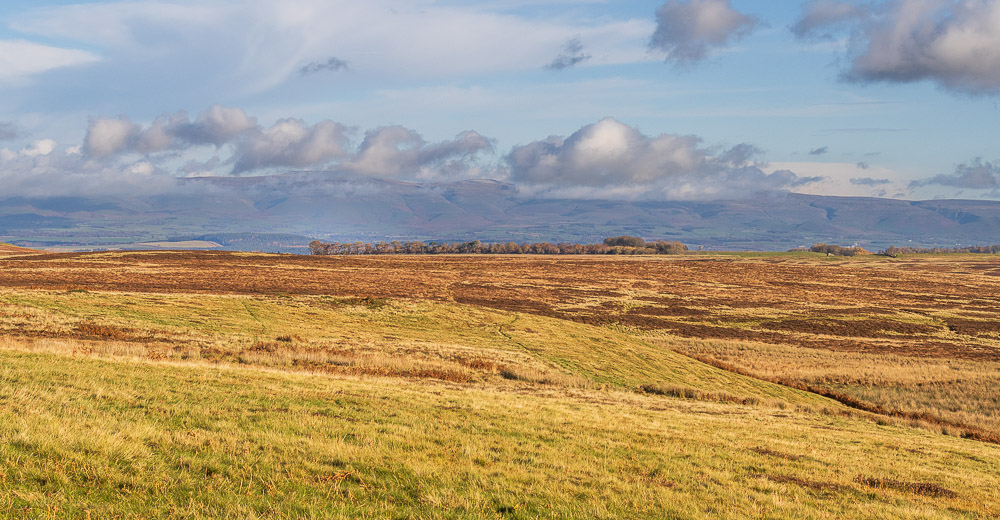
[[1, 349, 999, 518]]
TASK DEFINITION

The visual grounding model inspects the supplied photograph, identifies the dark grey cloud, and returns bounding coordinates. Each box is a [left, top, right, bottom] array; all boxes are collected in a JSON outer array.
[[507, 117, 821, 200], [794, 0, 1000, 95], [0, 122, 22, 141], [545, 38, 591, 70], [850, 176, 889, 186], [649, 0, 760, 65], [790, 0, 871, 39], [856, 161, 869, 170], [299, 57, 350, 76], [809, 146, 829, 155], [912, 158, 1000, 190]]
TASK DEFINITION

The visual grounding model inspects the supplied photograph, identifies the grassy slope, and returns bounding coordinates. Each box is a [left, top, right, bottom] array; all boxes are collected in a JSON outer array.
[[0, 289, 832, 404], [2, 350, 999, 519], [0, 243, 42, 256], [657, 336, 1000, 435], [2, 275, 1000, 517]]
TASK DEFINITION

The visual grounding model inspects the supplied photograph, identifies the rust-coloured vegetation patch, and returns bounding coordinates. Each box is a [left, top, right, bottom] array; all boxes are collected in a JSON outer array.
[[945, 318, 1000, 337], [855, 476, 958, 499], [1, 252, 999, 362], [759, 318, 940, 338], [756, 473, 846, 493]]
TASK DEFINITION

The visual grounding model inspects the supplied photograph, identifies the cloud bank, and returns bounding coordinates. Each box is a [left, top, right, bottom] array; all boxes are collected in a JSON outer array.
[[508, 117, 820, 200], [84, 106, 258, 158], [77, 105, 496, 182], [793, 0, 1000, 95], [913, 158, 1000, 191], [649, 0, 760, 64], [3, 108, 828, 201]]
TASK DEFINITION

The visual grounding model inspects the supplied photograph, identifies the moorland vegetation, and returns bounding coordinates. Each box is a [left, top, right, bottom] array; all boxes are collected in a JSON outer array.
[[1, 247, 999, 517]]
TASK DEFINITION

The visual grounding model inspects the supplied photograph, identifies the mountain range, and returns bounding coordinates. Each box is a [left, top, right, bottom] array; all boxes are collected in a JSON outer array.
[[3, 171, 999, 252]]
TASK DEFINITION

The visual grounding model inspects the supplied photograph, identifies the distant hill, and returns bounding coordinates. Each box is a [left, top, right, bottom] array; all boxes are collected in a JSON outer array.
[[3, 171, 1000, 251]]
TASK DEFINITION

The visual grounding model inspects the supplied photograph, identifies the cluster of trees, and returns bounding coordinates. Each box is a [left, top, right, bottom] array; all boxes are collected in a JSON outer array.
[[881, 245, 1000, 257], [308, 236, 688, 256], [806, 243, 872, 256], [798, 243, 1000, 257]]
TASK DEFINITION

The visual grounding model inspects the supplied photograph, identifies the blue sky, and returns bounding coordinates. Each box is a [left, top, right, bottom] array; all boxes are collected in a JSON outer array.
[[1, 0, 999, 200]]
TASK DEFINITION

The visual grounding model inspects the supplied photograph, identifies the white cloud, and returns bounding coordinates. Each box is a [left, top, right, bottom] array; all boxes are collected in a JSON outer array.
[[190, 105, 259, 145], [232, 118, 351, 173], [649, 0, 760, 64], [20, 139, 57, 157], [76, 104, 496, 179], [14, 109, 849, 200], [84, 117, 140, 158], [83, 106, 258, 158], [0, 40, 99, 84], [793, 0, 1000, 95], [508, 117, 820, 200], [0, 140, 182, 198], [344, 127, 495, 181]]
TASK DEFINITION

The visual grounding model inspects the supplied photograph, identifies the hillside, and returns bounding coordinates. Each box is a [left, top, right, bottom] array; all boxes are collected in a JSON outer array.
[[1, 251, 1000, 517], [4, 173, 1000, 251], [0, 242, 42, 256], [4, 348, 998, 518]]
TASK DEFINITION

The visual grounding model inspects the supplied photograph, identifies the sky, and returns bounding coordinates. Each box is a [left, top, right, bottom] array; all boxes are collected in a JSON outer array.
[[1, 0, 999, 201]]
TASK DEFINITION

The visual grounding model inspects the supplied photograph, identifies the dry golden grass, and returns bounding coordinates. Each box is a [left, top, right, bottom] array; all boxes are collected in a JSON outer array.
[[3, 348, 1000, 518], [1, 251, 998, 438], [0, 288, 832, 407], [655, 336, 1000, 438], [2, 251, 1000, 516]]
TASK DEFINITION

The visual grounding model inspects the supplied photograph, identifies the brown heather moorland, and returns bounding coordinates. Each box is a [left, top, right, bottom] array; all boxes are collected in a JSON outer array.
[[1, 249, 1000, 517]]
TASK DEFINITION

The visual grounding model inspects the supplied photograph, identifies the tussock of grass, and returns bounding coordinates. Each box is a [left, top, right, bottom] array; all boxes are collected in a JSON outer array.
[[639, 384, 764, 406], [497, 365, 591, 388]]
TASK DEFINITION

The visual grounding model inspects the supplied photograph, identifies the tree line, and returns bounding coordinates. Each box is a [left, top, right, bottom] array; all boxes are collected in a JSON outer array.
[[798, 242, 1000, 257], [308, 236, 688, 256], [881, 245, 1000, 257]]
